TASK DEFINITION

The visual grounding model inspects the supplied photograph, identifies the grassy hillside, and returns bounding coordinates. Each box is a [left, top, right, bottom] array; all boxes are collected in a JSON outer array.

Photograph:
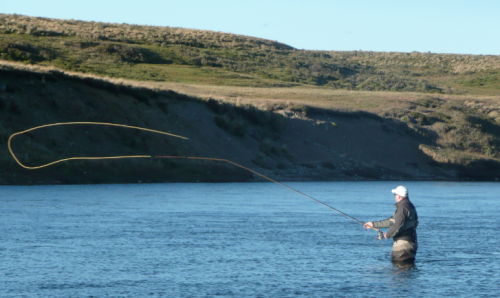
[[2, 13, 500, 94], [1, 14, 500, 181]]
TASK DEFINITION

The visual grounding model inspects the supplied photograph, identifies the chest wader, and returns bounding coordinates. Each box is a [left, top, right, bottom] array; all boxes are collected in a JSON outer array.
[[391, 219, 418, 263]]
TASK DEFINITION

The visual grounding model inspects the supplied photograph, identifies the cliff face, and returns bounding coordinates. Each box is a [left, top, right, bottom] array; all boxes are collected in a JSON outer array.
[[3, 66, 489, 185]]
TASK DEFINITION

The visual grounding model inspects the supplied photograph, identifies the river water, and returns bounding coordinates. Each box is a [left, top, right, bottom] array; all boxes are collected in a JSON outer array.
[[1, 182, 499, 297]]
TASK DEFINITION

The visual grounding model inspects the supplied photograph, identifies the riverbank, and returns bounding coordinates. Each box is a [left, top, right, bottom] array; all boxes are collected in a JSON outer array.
[[2, 65, 500, 184]]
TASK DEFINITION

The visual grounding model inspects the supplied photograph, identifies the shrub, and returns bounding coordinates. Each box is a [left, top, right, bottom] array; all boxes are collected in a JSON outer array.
[[129, 90, 149, 104], [237, 105, 263, 124], [433, 112, 452, 123], [97, 44, 145, 63], [461, 74, 499, 87], [416, 96, 442, 108], [410, 112, 431, 125], [214, 115, 247, 137], [0, 42, 49, 62], [260, 139, 279, 156], [468, 116, 500, 136], [79, 41, 100, 49], [290, 105, 309, 116], [206, 98, 222, 113], [206, 99, 234, 115]]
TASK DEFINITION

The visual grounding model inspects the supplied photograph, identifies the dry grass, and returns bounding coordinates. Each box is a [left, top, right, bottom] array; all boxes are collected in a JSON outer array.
[[2, 59, 499, 114], [0, 13, 291, 50], [330, 51, 500, 74]]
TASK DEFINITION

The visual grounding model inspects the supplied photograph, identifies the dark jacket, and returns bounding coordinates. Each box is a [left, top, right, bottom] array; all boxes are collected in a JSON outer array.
[[373, 197, 418, 242]]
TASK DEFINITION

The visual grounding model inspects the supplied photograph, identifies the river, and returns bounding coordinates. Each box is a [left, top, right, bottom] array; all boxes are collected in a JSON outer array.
[[1, 182, 499, 297]]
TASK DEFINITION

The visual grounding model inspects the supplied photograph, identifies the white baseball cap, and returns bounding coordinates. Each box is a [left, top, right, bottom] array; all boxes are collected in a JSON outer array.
[[392, 186, 408, 197]]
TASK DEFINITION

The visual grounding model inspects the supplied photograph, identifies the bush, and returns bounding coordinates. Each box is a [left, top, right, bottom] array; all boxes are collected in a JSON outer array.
[[290, 105, 310, 116], [129, 90, 149, 104], [96, 44, 167, 64], [433, 112, 452, 123], [410, 112, 431, 125], [468, 116, 500, 136], [206, 98, 232, 114], [97, 44, 145, 63], [214, 115, 247, 137], [0, 42, 50, 62], [259, 139, 279, 156], [206, 98, 221, 113], [237, 105, 263, 124], [416, 96, 442, 108]]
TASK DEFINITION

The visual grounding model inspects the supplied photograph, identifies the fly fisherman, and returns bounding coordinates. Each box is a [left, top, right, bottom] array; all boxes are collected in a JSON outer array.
[[364, 186, 419, 263]]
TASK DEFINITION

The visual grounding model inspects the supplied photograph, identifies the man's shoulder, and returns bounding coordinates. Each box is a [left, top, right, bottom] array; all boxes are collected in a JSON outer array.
[[397, 199, 416, 210]]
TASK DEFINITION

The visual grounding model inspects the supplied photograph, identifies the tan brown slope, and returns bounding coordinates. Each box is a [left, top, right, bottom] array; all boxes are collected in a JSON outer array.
[[2, 66, 477, 185], [0, 13, 293, 50]]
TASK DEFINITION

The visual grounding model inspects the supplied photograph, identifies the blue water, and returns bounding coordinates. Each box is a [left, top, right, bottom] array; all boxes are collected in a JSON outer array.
[[1, 182, 499, 297]]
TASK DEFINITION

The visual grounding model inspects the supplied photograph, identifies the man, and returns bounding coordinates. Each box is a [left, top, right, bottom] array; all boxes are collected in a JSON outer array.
[[364, 186, 419, 263]]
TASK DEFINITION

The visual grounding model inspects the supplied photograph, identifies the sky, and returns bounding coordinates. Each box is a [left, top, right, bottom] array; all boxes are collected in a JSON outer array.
[[2, 0, 499, 55]]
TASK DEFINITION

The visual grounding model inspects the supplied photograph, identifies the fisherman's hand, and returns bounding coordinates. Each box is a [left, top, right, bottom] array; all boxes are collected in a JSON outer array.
[[363, 222, 374, 229], [384, 233, 388, 239]]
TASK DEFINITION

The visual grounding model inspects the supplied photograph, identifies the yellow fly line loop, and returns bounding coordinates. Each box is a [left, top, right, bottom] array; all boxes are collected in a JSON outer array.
[[7, 122, 188, 170]]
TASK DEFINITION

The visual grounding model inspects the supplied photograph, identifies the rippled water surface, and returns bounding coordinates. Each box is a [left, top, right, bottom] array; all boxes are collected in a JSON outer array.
[[1, 182, 499, 297]]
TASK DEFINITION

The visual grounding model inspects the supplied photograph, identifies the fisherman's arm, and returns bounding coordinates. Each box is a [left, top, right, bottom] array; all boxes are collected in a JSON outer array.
[[364, 217, 392, 229], [364, 217, 391, 231]]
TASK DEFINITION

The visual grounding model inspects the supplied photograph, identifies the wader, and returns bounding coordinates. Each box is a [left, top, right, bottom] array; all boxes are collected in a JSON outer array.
[[373, 197, 418, 263], [392, 240, 418, 262]]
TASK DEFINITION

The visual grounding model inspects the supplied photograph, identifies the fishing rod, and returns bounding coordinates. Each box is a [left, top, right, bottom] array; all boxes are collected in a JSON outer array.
[[8, 122, 384, 239]]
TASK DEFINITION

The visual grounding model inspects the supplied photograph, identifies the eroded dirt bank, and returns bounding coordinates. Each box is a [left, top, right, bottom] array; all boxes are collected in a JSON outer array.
[[0, 68, 498, 184]]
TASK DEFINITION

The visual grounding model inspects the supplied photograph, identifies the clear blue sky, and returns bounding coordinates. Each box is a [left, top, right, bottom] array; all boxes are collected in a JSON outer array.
[[3, 0, 499, 55]]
